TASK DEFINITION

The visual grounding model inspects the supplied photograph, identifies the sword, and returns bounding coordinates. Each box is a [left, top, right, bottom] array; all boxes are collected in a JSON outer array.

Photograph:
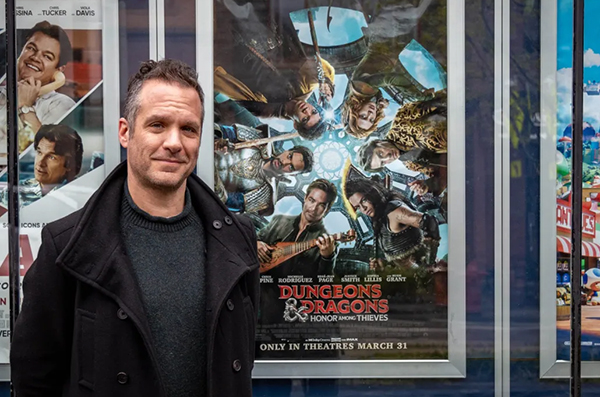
[[231, 132, 300, 150], [307, 9, 329, 107]]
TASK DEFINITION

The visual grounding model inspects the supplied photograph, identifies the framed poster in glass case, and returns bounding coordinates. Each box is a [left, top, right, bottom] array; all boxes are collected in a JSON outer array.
[[0, 0, 121, 373], [201, 0, 466, 378], [540, 0, 600, 379]]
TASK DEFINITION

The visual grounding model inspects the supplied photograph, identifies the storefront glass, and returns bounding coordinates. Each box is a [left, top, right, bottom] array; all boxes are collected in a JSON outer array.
[[2, 0, 600, 396]]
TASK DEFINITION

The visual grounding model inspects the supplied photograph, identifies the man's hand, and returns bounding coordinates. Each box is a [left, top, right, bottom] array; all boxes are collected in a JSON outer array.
[[369, 258, 384, 272], [214, 138, 231, 154], [257, 241, 275, 263], [408, 180, 429, 196], [18, 77, 41, 108], [316, 234, 335, 259], [319, 83, 333, 103]]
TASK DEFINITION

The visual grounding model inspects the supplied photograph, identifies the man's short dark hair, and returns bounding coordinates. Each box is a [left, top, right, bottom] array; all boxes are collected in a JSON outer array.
[[289, 145, 314, 173], [124, 59, 205, 130], [34, 124, 83, 182], [24, 21, 72, 67], [295, 102, 328, 140], [306, 178, 337, 211]]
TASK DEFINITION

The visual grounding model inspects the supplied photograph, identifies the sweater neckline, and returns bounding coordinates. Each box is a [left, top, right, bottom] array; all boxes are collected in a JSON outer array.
[[121, 181, 196, 232]]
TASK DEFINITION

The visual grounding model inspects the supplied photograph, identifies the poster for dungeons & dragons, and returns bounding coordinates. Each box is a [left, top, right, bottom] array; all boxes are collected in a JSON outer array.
[[213, 0, 449, 361]]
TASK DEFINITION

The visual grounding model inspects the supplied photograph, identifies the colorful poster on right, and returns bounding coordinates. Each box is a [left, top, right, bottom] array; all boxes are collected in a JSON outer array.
[[554, 0, 600, 362]]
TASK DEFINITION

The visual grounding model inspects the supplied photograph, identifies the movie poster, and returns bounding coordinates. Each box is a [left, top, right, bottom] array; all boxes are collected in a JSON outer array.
[[0, 0, 107, 362], [214, 0, 449, 364], [554, 0, 600, 362]]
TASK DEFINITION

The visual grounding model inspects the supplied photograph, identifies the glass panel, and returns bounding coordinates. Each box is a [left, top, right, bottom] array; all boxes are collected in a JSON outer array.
[[0, 0, 7, 378], [164, 0, 195, 68], [516, 0, 600, 393], [0, 0, 121, 374], [540, 0, 600, 389], [118, 0, 150, 161], [213, 0, 460, 378]]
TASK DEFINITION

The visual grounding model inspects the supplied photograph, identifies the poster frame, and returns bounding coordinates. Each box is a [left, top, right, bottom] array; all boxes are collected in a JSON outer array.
[[198, 0, 466, 378], [538, 0, 600, 379], [0, 0, 121, 379]]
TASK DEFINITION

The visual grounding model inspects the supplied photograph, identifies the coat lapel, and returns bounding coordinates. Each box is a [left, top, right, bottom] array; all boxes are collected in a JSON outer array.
[[55, 163, 153, 339]]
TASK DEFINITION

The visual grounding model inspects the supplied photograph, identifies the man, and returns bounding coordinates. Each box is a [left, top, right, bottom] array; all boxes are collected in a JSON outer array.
[[215, 65, 330, 140], [356, 138, 447, 197], [0, 21, 76, 159], [17, 21, 75, 131], [11, 60, 260, 397], [240, 96, 329, 140], [0, 124, 83, 208], [257, 178, 338, 279], [214, 122, 314, 215], [213, 0, 333, 140], [256, 179, 337, 325]]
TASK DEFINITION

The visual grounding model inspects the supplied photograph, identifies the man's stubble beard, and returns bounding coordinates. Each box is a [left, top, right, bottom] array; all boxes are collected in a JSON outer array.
[[129, 160, 191, 193], [262, 157, 278, 178]]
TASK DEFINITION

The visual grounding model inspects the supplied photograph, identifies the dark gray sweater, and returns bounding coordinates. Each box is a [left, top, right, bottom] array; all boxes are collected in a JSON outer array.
[[120, 184, 206, 396]]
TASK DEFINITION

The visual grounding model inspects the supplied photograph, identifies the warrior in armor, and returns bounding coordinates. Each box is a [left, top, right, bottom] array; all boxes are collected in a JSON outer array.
[[342, 165, 440, 268], [214, 122, 314, 215]]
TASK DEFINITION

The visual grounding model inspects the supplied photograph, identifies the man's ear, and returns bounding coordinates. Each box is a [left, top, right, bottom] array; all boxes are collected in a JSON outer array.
[[63, 156, 72, 172], [61, 155, 74, 182], [293, 121, 299, 131], [57, 65, 66, 73], [118, 118, 130, 148]]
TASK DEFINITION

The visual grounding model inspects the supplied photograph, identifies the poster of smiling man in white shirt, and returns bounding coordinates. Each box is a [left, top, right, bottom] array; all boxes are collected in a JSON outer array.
[[0, 1, 104, 171], [15, 21, 75, 140]]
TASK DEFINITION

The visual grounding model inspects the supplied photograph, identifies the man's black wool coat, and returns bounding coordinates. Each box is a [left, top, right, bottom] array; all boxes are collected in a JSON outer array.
[[10, 161, 260, 396]]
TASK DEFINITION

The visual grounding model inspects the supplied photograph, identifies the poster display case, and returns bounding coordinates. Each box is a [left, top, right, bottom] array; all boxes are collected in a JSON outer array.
[[0, 0, 121, 373], [540, 0, 600, 378], [205, 0, 465, 378]]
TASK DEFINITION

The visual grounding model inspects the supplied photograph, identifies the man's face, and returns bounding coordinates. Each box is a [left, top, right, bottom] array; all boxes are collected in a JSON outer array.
[[370, 144, 400, 169], [18, 32, 62, 85], [348, 192, 375, 218], [303, 188, 329, 224], [291, 101, 321, 129], [264, 150, 305, 175], [34, 138, 69, 185], [356, 102, 377, 130], [118, 80, 202, 192]]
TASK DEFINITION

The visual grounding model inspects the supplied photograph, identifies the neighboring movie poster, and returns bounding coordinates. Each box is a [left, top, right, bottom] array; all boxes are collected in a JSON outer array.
[[554, 0, 600, 362], [213, 0, 449, 367], [0, 0, 107, 363]]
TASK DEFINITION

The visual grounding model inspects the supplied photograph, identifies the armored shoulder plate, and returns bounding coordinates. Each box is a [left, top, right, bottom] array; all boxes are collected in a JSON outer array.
[[234, 123, 268, 141]]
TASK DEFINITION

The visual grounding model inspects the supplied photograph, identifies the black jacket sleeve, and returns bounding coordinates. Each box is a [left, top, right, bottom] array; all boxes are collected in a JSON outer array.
[[10, 226, 75, 396]]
